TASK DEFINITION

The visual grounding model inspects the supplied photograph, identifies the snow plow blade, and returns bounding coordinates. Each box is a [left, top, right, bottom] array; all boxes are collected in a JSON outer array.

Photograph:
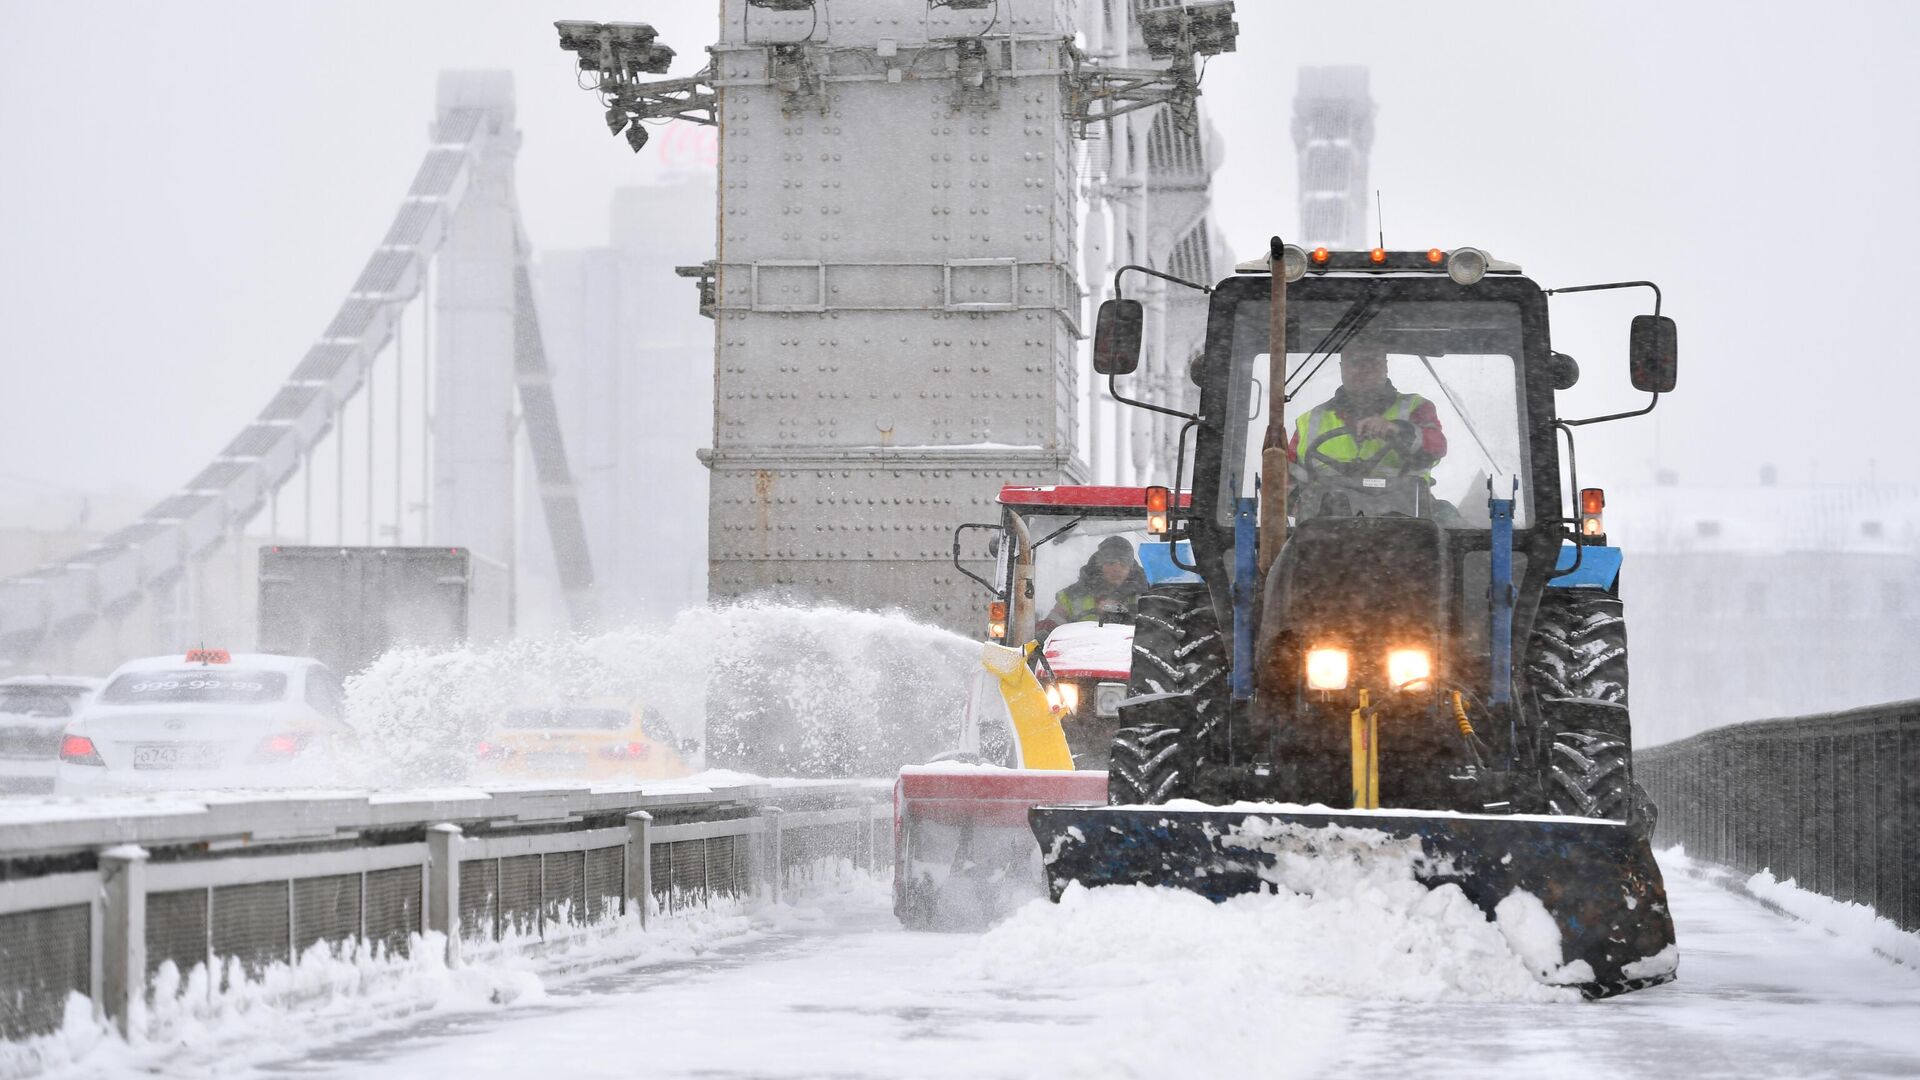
[[894, 766, 1107, 930], [1030, 804, 1677, 998]]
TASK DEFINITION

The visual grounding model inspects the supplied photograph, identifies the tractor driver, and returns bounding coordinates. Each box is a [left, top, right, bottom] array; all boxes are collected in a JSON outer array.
[[1036, 535, 1149, 639], [1288, 343, 1448, 482]]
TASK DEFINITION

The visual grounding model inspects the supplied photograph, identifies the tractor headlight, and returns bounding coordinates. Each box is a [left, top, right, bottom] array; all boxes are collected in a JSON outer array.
[[1387, 648, 1433, 691], [1278, 243, 1309, 283], [1305, 647, 1351, 691], [1046, 682, 1080, 714], [1446, 247, 1489, 286]]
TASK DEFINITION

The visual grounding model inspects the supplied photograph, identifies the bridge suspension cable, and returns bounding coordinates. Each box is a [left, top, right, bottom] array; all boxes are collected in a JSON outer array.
[[0, 79, 595, 671]]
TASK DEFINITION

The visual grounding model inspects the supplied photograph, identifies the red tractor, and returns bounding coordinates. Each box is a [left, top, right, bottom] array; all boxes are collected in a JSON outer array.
[[892, 485, 1190, 929]]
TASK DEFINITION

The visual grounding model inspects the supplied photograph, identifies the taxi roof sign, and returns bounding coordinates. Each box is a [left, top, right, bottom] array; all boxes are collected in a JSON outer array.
[[185, 648, 231, 665]]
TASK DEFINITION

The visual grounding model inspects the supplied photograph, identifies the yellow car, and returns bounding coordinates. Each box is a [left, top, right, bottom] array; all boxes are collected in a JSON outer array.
[[475, 699, 693, 782]]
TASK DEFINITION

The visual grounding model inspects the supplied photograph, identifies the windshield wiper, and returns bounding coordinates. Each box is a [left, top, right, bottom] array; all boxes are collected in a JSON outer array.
[[1283, 298, 1386, 402], [1033, 518, 1084, 549]]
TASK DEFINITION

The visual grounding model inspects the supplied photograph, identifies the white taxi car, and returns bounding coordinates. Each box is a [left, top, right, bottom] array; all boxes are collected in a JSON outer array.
[[0, 675, 104, 795], [54, 650, 352, 794]]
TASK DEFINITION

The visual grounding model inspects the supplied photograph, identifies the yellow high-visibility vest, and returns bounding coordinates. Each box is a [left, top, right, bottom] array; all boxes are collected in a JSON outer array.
[[1055, 587, 1104, 622], [1298, 393, 1432, 480]]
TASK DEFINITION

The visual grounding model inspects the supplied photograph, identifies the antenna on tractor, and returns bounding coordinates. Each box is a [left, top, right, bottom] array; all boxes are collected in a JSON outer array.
[[1375, 189, 1385, 250]]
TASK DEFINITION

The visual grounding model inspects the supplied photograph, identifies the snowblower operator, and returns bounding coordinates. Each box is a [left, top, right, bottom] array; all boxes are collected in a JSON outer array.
[[1037, 535, 1149, 638], [1288, 345, 1448, 480]]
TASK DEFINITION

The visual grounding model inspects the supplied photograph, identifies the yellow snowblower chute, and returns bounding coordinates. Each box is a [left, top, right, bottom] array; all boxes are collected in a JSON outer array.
[[980, 641, 1075, 771]]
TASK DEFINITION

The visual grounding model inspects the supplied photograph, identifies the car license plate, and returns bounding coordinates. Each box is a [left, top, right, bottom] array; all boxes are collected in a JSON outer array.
[[132, 743, 223, 770], [524, 751, 588, 770]]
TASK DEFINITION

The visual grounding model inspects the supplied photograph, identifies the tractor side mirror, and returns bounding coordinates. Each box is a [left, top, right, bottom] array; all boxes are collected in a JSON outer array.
[[1548, 351, 1580, 391], [952, 522, 1006, 595], [1093, 298, 1144, 376], [1629, 314, 1677, 394]]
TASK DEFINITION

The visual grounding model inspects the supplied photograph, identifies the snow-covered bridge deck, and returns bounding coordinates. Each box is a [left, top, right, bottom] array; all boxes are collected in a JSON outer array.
[[218, 852, 1920, 1080]]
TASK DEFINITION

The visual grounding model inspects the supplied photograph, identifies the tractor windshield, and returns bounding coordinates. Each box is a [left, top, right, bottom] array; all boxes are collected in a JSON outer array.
[[1230, 296, 1533, 528], [1023, 516, 1196, 639]]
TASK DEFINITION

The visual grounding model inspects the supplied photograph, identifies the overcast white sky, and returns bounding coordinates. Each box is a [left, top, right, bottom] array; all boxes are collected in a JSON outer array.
[[4, 1, 1918, 516]]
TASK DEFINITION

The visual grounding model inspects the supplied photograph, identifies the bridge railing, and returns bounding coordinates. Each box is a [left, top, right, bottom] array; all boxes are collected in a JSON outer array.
[[0, 778, 890, 1044], [1638, 701, 1919, 932]]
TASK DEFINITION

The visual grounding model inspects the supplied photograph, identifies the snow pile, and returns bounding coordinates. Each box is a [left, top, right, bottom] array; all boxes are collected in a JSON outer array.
[[970, 823, 1580, 1007], [1, 897, 766, 1078], [0, 994, 114, 1080], [344, 601, 981, 783], [1744, 869, 1920, 967], [1663, 845, 1920, 967], [1, 858, 892, 1078]]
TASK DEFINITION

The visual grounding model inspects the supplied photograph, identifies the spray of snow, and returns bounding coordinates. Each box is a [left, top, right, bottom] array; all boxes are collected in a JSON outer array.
[[342, 601, 983, 783]]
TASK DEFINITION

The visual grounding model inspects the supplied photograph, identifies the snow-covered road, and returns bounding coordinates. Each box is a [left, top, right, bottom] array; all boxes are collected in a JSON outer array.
[[217, 854, 1920, 1080]]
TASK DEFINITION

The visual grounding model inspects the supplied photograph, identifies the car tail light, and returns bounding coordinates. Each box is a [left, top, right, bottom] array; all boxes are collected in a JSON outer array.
[[599, 741, 651, 760], [60, 734, 104, 767], [253, 733, 311, 761]]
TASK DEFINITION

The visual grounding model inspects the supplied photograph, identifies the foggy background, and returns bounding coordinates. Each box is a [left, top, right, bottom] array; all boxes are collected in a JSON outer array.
[[4, 1, 1919, 740], [8, 1, 1919, 499]]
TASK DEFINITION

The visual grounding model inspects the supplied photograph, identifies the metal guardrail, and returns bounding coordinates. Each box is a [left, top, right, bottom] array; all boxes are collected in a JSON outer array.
[[0, 778, 890, 1043], [1638, 701, 1919, 933]]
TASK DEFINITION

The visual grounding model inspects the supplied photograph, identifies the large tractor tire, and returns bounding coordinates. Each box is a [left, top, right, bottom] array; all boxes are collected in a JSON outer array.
[[1527, 587, 1629, 705], [1529, 587, 1652, 829], [1108, 724, 1191, 804], [1108, 584, 1228, 805], [1545, 729, 1633, 818]]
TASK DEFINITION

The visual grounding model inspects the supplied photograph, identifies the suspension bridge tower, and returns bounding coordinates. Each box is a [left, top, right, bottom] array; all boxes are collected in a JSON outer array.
[[1292, 66, 1376, 250]]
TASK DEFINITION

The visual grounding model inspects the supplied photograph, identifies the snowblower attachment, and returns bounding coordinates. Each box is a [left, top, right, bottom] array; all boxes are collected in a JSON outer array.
[[892, 641, 1108, 930], [1030, 804, 1677, 998], [896, 766, 1106, 929]]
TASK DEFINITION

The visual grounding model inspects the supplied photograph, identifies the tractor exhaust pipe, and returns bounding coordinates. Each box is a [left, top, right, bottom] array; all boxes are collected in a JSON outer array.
[[1258, 236, 1289, 579]]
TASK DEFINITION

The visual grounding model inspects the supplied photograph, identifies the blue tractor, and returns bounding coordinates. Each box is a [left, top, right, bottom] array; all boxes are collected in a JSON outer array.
[[1030, 241, 1680, 997]]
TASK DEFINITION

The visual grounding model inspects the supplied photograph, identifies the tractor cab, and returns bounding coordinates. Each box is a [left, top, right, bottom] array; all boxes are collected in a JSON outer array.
[[1085, 245, 1677, 811], [953, 485, 1193, 767]]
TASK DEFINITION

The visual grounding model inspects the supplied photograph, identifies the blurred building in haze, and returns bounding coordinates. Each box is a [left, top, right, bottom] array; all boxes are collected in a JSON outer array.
[[524, 175, 716, 630], [1612, 474, 1920, 745]]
